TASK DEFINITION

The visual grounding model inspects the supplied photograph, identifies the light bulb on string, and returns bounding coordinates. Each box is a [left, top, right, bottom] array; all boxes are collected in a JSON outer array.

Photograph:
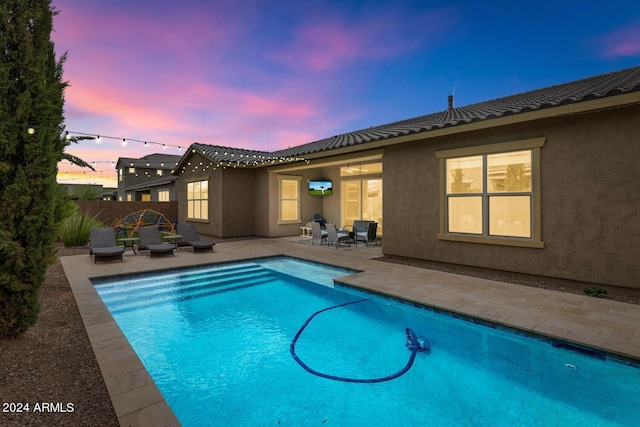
[[122, 138, 127, 146], [27, 127, 35, 135], [95, 135, 102, 144], [65, 131, 71, 140]]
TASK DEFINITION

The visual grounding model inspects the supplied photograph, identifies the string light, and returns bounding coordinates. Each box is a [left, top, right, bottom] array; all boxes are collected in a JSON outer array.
[[2, 120, 309, 175], [0, 120, 189, 153]]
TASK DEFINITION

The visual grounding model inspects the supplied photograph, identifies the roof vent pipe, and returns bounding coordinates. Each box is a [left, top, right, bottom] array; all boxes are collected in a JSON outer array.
[[448, 95, 454, 110]]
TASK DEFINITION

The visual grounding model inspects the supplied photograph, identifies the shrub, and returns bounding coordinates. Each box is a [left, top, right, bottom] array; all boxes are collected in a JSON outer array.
[[0, 1, 68, 337], [69, 184, 103, 200], [583, 287, 608, 298], [58, 208, 104, 247], [54, 184, 76, 225]]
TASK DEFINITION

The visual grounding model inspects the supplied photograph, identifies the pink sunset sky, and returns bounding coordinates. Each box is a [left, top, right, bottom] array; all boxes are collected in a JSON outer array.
[[51, 0, 640, 187]]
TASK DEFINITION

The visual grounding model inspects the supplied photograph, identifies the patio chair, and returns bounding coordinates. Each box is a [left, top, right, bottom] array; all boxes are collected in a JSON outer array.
[[176, 224, 215, 253], [310, 221, 328, 245], [325, 223, 350, 248], [355, 222, 378, 247], [89, 227, 125, 263], [136, 226, 175, 258], [312, 214, 327, 229]]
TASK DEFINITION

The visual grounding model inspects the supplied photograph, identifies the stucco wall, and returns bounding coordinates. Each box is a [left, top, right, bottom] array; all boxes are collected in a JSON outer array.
[[253, 168, 271, 237], [176, 157, 258, 238], [220, 168, 257, 237], [176, 153, 222, 237], [265, 169, 326, 237], [383, 104, 640, 288]]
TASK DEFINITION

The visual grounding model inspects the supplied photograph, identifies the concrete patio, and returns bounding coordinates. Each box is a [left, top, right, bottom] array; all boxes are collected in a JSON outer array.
[[61, 236, 640, 426]]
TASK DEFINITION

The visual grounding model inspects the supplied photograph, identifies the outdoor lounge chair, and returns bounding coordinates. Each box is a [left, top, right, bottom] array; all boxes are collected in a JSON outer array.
[[355, 222, 378, 247], [136, 226, 175, 258], [325, 223, 350, 248], [89, 227, 125, 263], [176, 224, 215, 252], [310, 221, 327, 245]]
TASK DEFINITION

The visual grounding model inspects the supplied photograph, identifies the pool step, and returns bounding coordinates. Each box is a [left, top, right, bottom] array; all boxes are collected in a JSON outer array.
[[96, 264, 276, 314], [96, 263, 266, 297]]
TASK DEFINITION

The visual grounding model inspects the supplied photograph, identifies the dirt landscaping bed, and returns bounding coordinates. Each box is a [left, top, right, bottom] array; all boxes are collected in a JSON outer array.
[[0, 245, 118, 426]]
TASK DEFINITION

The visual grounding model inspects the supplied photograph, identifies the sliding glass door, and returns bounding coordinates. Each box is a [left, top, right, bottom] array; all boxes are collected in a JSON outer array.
[[341, 179, 383, 233]]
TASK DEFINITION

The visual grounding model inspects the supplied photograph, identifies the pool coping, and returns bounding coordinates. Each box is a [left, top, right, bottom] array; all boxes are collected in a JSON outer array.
[[61, 237, 640, 426]]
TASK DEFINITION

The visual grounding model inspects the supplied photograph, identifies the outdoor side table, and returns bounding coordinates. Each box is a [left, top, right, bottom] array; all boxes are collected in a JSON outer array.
[[300, 226, 312, 237], [162, 234, 183, 250], [118, 237, 140, 255]]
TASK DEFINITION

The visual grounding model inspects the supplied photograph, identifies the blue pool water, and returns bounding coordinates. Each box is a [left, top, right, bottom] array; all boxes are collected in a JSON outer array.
[[93, 257, 640, 426]]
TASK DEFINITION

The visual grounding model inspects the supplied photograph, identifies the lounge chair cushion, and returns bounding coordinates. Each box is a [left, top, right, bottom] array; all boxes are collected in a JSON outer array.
[[89, 228, 125, 263], [176, 224, 215, 252], [137, 227, 175, 257]]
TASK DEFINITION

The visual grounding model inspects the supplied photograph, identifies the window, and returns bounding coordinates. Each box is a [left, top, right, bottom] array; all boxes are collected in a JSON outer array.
[[340, 162, 383, 176], [158, 190, 170, 202], [157, 169, 163, 176], [118, 168, 123, 182], [278, 176, 300, 223], [128, 167, 135, 174], [436, 138, 544, 248], [187, 180, 209, 220]]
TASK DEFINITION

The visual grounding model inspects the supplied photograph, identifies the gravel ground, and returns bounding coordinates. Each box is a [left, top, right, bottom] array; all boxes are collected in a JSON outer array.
[[0, 245, 118, 427], [1, 245, 638, 426]]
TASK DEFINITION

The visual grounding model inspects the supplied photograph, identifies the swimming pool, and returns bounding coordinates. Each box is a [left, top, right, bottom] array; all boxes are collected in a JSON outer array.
[[93, 257, 640, 426]]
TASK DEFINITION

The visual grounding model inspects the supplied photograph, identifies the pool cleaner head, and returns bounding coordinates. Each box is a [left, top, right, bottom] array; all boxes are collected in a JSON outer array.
[[405, 328, 431, 354]]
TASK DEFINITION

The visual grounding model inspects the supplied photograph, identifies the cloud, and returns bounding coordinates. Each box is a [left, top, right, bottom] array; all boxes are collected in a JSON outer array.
[[51, 1, 458, 180], [270, 6, 457, 71], [592, 21, 640, 58]]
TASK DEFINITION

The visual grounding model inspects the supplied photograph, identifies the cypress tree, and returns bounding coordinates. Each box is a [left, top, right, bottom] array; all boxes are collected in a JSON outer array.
[[0, 0, 68, 336]]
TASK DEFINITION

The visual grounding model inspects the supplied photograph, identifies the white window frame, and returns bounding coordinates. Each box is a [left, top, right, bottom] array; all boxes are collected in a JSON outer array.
[[436, 138, 545, 248], [277, 175, 301, 224]]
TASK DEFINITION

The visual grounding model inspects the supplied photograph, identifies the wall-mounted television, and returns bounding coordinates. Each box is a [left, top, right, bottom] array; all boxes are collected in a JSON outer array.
[[309, 180, 333, 196]]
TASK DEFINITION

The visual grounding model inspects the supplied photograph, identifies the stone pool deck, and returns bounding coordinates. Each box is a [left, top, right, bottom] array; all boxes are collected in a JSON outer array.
[[61, 236, 640, 426]]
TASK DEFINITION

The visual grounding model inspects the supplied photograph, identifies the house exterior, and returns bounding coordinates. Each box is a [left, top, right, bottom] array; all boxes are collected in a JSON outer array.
[[115, 153, 182, 202], [174, 66, 640, 289]]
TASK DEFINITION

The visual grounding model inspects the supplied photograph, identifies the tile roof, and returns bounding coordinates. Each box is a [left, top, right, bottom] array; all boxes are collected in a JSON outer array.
[[123, 175, 178, 191], [116, 153, 183, 169], [184, 66, 640, 168], [184, 143, 307, 169]]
